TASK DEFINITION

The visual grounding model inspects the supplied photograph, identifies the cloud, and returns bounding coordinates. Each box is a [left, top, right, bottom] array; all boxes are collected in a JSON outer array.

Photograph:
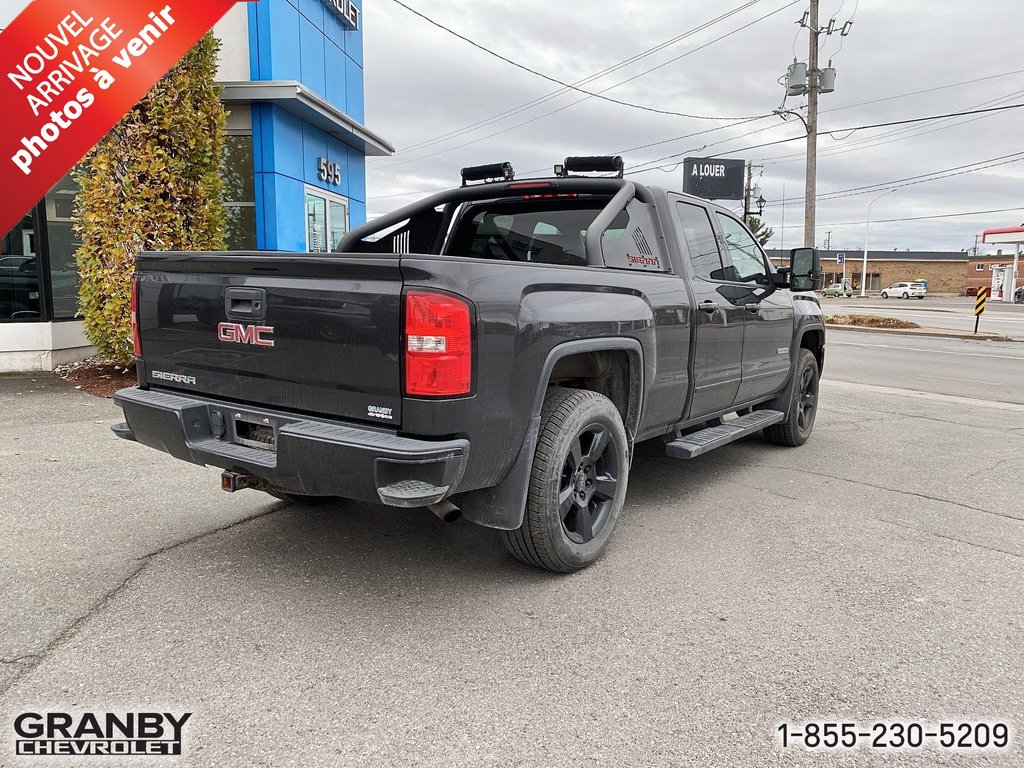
[[363, 0, 1024, 251]]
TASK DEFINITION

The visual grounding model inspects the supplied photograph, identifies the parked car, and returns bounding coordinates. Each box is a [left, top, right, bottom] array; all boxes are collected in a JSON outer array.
[[881, 281, 927, 299], [112, 157, 826, 573], [821, 282, 852, 297], [1015, 285, 1024, 304]]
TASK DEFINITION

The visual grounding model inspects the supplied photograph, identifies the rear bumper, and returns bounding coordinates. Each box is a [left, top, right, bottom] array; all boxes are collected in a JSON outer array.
[[113, 387, 470, 507]]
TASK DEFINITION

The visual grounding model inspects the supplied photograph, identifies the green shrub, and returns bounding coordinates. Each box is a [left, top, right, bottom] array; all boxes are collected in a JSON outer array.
[[74, 33, 227, 366]]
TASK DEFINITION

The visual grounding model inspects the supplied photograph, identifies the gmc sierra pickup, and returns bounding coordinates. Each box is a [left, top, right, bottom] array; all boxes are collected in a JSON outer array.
[[113, 156, 825, 573]]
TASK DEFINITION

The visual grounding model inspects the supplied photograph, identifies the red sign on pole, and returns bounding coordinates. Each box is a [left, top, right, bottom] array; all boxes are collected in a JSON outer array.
[[0, 0, 254, 236]]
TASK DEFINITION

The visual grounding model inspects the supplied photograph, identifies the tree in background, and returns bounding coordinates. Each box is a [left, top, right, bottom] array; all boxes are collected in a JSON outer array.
[[74, 34, 227, 366], [745, 217, 774, 248]]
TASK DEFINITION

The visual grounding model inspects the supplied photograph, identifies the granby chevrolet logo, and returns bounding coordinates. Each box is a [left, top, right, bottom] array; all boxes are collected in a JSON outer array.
[[217, 322, 274, 347]]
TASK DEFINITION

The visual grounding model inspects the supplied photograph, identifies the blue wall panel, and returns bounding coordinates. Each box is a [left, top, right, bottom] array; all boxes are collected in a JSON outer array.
[[298, 16, 327, 97], [345, 57, 364, 123], [248, 0, 371, 249], [324, 42, 348, 115]]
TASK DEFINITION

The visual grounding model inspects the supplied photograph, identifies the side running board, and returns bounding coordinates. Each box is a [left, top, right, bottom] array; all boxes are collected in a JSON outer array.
[[665, 410, 785, 460]]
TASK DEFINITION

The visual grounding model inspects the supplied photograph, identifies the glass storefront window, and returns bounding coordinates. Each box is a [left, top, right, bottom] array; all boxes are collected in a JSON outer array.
[[45, 173, 82, 320], [0, 211, 41, 321], [305, 187, 348, 253], [223, 134, 257, 250]]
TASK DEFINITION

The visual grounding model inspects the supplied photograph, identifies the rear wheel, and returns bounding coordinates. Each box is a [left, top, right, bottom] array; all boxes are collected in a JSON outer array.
[[764, 349, 819, 447], [902, 291, 909, 299], [501, 387, 629, 573]]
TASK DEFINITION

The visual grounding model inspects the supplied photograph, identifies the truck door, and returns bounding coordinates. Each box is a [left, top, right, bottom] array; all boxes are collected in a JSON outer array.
[[672, 200, 744, 417], [712, 212, 794, 402]]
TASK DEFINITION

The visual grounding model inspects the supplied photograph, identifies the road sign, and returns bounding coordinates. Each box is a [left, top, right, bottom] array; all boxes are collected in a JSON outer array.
[[974, 286, 990, 334], [836, 253, 846, 264]]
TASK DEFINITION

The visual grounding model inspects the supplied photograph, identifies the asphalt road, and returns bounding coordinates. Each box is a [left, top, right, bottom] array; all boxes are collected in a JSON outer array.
[[821, 296, 1024, 339], [2, 351, 1023, 767], [825, 330, 1024, 404]]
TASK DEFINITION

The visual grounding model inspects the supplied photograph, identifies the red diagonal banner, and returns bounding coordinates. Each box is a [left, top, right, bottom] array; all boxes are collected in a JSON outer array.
[[0, 0, 255, 235]]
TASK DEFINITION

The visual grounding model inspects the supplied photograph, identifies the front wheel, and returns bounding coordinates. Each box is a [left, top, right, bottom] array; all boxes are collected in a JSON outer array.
[[764, 349, 819, 447], [881, 292, 889, 299], [902, 292, 909, 299], [501, 387, 629, 573]]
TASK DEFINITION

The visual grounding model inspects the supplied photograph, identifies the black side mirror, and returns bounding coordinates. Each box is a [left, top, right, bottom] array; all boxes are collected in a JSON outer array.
[[789, 247, 822, 291]]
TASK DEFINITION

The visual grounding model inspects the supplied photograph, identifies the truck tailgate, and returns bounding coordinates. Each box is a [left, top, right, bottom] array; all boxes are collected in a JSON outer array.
[[137, 252, 403, 426]]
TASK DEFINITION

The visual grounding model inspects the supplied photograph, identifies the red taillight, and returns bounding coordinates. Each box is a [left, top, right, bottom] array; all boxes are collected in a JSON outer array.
[[404, 291, 472, 397], [130, 276, 141, 357]]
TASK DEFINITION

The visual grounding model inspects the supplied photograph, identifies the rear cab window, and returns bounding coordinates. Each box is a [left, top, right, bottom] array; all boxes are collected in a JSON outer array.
[[443, 198, 670, 272]]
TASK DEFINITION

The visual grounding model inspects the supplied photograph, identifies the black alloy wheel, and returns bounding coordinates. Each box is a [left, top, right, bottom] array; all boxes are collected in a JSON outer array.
[[502, 387, 630, 573], [796, 362, 818, 435], [764, 348, 820, 447], [558, 424, 620, 545]]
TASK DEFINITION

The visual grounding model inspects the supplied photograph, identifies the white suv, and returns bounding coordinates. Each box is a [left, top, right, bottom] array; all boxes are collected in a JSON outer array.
[[881, 282, 927, 300]]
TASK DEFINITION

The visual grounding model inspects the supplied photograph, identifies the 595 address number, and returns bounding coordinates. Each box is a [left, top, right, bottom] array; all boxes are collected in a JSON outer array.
[[778, 721, 1011, 750]]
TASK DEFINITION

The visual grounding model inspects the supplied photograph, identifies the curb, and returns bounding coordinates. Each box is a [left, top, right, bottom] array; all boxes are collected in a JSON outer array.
[[825, 324, 1015, 342]]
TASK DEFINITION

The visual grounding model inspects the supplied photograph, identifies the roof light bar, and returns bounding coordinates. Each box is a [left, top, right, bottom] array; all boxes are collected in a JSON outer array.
[[460, 162, 515, 186], [558, 156, 625, 178]]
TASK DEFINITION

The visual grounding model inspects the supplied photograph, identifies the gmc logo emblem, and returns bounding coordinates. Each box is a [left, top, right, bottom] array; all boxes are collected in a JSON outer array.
[[217, 322, 275, 347]]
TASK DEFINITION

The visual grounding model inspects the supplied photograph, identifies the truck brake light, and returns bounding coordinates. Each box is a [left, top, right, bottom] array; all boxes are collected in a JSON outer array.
[[131, 275, 141, 357], [405, 291, 472, 396]]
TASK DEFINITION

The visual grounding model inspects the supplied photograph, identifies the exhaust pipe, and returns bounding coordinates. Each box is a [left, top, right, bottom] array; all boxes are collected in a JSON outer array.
[[428, 500, 461, 523]]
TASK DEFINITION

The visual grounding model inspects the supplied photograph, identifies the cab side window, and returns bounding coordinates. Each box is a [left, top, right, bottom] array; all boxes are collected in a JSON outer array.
[[715, 213, 770, 286], [675, 202, 724, 280]]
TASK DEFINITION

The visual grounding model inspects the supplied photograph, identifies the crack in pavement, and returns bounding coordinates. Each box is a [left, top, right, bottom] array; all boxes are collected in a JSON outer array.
[[688, 459, 1024, 523], [874, 517, 1023, 561], [0, 504, 286, 698]]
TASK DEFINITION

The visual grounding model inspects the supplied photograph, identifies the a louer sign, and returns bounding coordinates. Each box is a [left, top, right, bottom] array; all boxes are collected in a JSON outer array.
[[682, 157, 745, 201], [0, 0, 257, 236]]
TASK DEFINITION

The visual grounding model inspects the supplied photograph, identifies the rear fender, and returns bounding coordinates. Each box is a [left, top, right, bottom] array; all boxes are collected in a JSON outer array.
[[456, 338, 644, 530]]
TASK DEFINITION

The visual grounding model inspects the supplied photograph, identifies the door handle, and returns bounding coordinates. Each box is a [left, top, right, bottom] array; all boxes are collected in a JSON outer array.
[[699, 300, 718, 314], [744, 302, 761, 313], [224, 287, 267, 321]]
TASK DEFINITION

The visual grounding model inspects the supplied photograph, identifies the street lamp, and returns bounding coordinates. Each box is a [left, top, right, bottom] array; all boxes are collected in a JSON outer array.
[[756, 194, 766, 216], [861, 188, 898, 297]]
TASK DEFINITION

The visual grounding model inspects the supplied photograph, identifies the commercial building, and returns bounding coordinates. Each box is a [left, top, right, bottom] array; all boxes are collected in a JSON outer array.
[[767, 249, 969, 293], [0, 0, 392, 372]]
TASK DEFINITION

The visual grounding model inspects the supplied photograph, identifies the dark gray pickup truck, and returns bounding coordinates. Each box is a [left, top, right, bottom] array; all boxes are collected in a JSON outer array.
[[113, 157, 825, 572]]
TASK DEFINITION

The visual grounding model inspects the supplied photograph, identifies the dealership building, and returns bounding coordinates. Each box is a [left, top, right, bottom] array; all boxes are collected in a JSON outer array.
[[0, 0, 392, 371]]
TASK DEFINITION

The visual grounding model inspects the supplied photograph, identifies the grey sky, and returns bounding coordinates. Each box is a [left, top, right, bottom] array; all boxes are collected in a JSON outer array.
[[363, 0, 1024, 252]]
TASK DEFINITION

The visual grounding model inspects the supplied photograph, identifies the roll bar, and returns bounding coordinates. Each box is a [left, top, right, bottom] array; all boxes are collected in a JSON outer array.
[[338, 178, 655, 262]]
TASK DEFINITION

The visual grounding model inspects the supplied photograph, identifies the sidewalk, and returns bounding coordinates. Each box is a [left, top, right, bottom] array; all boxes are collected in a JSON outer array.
[[825, 322, 1013, 341]]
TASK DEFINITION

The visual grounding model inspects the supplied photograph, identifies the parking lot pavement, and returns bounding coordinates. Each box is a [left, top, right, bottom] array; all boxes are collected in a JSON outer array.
[[2, 376, 1023, 766]]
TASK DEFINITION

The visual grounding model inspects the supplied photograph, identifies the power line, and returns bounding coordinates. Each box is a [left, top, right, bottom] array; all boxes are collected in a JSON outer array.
[[819, 67, 1024, 116], [626, 102, 1024, 174], [775, 152, 1024, 204], [384, 0, 772, 157], [771, 205, 1024, 229], [763, 86, 1024, 165], [375, 0, 800, 169], [386, 0, 774, 122]]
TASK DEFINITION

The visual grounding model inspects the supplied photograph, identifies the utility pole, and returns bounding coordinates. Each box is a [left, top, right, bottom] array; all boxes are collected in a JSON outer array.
[[742, 162, 764, 228], [803, 0, 820, 248], [743, 163, 753, 228], [824, 230, 832, 250]]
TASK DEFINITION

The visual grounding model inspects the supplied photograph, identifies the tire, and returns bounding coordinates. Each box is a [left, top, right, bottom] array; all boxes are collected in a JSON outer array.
[[881, 292, 888, 299], [265, 488, 335, 506], [901, 292, 909, 299], [764, 349, 820, 447], [501, 387, 629, 573]]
